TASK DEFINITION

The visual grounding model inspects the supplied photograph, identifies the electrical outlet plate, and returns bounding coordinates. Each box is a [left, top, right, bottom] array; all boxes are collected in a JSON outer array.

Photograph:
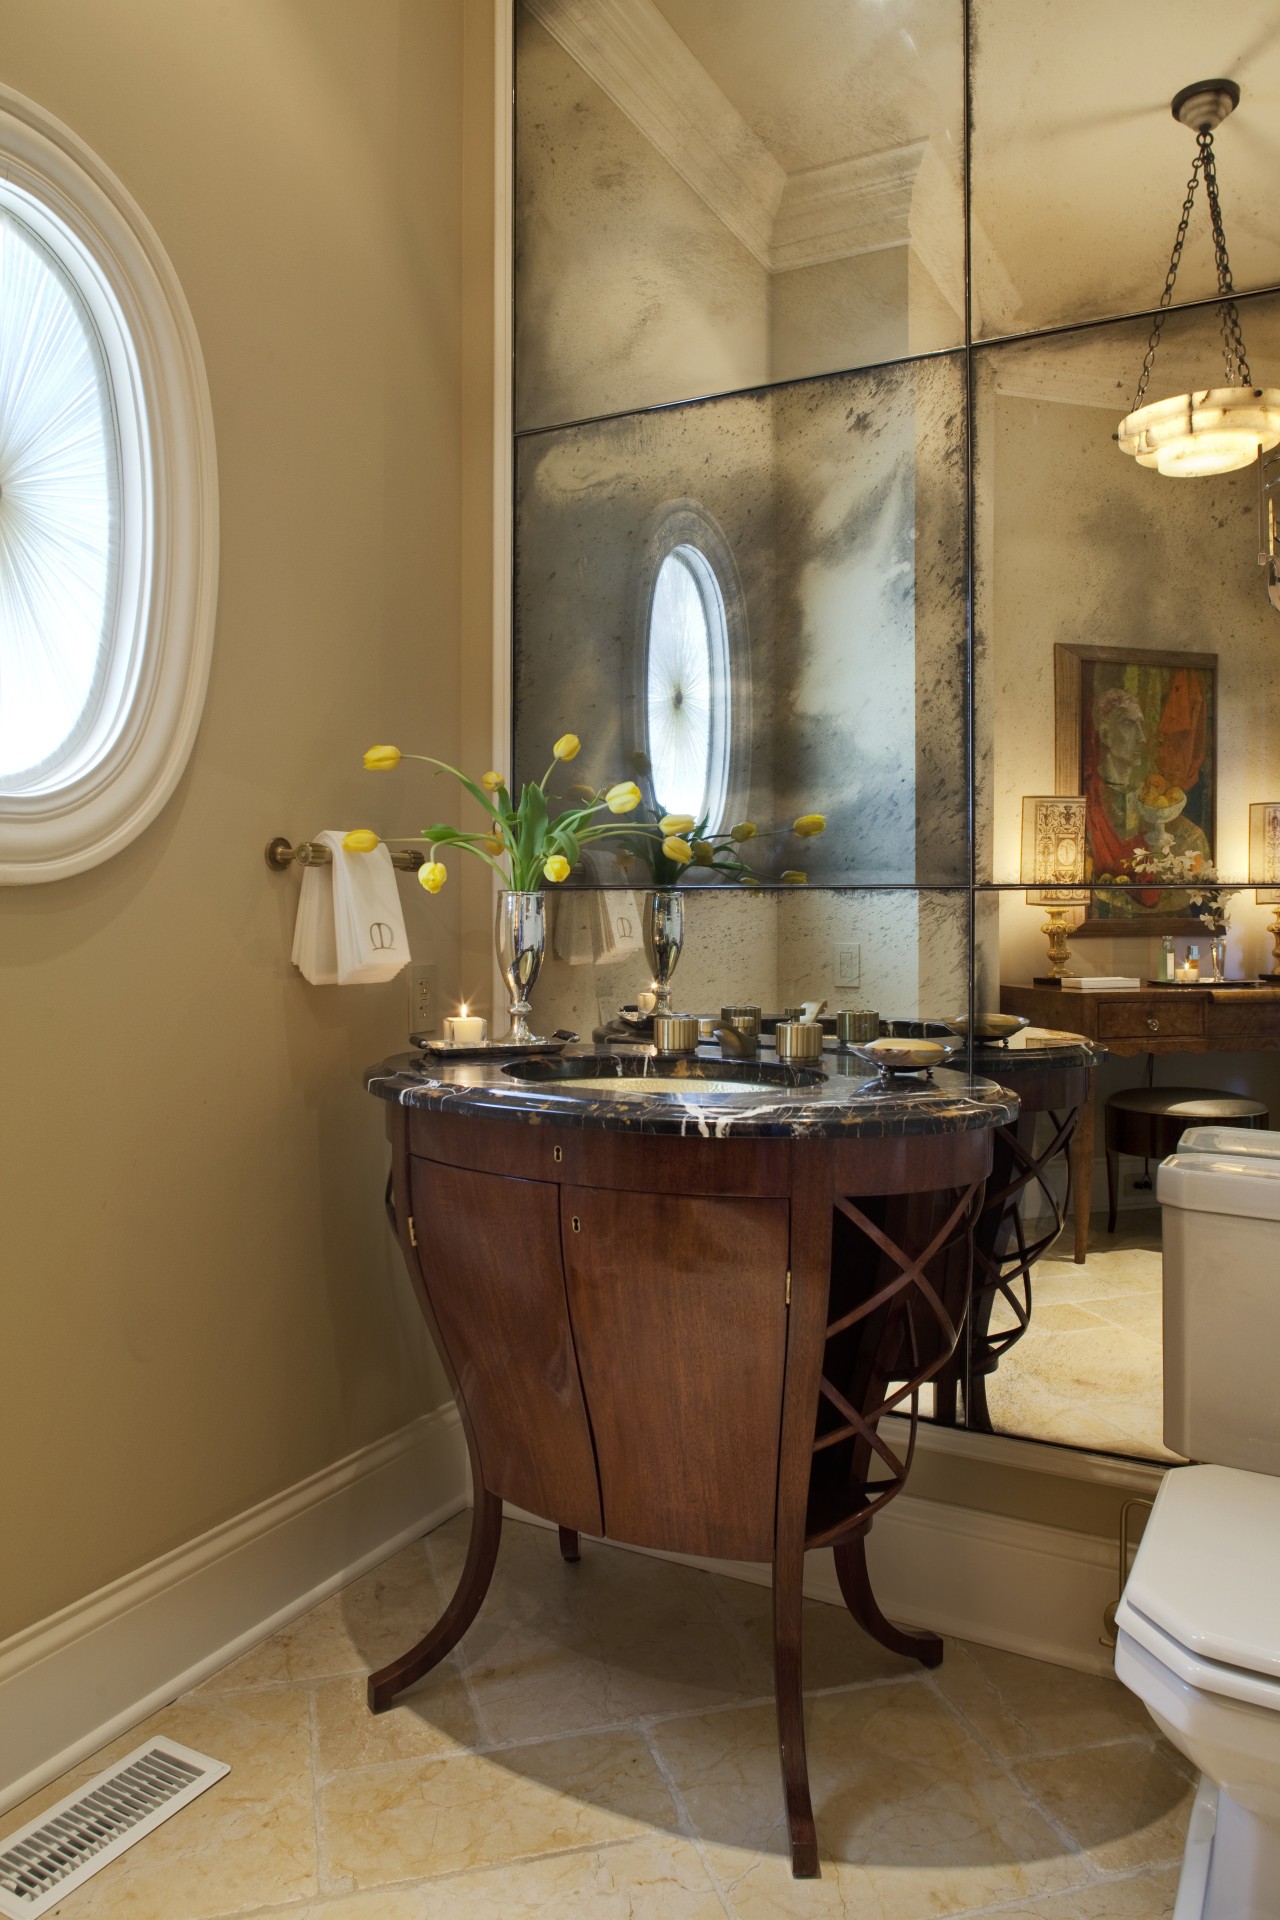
[[408, 963, 438, 1034], [834, 944, 861, 989]]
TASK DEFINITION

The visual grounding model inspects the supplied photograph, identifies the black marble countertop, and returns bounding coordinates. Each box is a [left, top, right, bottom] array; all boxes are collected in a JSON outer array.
[[364, 1047, 1021, 1140], [967, 1029, 1104, 1070]]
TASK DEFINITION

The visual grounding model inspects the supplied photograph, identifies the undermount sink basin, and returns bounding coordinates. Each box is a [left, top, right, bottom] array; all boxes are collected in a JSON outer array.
[[502, 1053, 826, 1095]]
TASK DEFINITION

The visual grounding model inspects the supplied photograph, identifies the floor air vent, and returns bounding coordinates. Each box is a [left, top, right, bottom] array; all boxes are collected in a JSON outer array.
[[0, 1738, 228, 1918]]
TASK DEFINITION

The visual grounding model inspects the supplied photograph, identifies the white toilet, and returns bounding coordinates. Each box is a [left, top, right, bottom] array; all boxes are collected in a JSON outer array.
[[1114, 1124, 1280, 1919]]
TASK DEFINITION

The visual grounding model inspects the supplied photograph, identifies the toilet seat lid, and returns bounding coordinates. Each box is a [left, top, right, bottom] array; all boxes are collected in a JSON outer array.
[[1125, 1466, 1280, 1681]]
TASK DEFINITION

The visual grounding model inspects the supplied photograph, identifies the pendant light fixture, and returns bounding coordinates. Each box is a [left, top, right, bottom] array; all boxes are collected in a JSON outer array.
[[1116, 80, 1280, 479]]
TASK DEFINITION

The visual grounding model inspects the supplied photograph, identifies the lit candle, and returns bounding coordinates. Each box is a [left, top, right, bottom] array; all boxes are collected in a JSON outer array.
[[443, 1004, 487, 1046], [1174, 964, 1197, 986], [636, 989, 658, 1014]]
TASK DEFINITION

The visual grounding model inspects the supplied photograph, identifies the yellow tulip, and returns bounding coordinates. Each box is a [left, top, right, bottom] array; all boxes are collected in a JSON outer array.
[[661, 836, 693, 865], [481, 832, 505, 855], [543, 853, 571, 883], [793, 813, 826, 837], [730, 821, 756, 841], [659, 813, 695, 835], [481, 770, 505, 792], [341, 829, 380, 853], [605, 781, 642, 814], [690, 839, 714, 866], [553, 733, 581, 761], [363, 744, 401, 770], [781, 869, 807, 885], [418, 861, 447, 894]]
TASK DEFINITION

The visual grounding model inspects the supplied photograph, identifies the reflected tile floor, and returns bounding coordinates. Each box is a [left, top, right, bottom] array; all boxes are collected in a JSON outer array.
[[7, 1514, 1191, 1918], [983, 1211, 1184, 1463]]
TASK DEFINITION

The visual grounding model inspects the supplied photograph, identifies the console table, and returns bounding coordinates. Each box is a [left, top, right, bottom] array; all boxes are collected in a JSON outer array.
[[1000, 984, 1280, 1245]]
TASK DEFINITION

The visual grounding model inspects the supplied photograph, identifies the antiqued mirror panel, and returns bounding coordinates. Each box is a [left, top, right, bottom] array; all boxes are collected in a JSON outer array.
[[515, 0, 966, 431], [531, 885, 970, 1047], [515, 354, 970, 888], [970, 0, 1280, 341], [974, 291, 1280, 937]]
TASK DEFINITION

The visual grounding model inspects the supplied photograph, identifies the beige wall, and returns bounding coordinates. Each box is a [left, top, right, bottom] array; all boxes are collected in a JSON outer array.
[[0, 0, 489, 1641]]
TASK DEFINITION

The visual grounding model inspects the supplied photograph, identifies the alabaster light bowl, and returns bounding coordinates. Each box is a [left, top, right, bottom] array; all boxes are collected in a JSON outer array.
[[847, 1037, 957, 1077]]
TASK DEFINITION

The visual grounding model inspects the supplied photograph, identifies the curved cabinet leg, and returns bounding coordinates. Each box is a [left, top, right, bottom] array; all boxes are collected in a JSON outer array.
[[773, 1538, 819, 1878], [558, 1525, 581, 1563], [833, 1528, 943, 1670], [367, 1489, 503, 1713]]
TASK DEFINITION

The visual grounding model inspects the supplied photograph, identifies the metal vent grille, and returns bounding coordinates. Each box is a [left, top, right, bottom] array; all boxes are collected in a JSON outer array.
[[0, 1738, 228, 1918]]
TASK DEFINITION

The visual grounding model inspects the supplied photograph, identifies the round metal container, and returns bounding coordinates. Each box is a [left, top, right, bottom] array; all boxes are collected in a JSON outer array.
[[719, 1003, 762, 1035], [652, 1013, 700, 1054], [775, 1020, 824, 1062], [837, 1009, 880, 1045]]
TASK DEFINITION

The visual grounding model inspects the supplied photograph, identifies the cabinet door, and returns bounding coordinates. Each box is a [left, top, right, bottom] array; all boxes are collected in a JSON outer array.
[[408, 1158, 602, 1533], [561, 1185, 790, 1562]]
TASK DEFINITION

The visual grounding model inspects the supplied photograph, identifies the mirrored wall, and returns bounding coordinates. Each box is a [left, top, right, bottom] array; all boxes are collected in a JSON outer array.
[[510, 0, 1280, 1467]]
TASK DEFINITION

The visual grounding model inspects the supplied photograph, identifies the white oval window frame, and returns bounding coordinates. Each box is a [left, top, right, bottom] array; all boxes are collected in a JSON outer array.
[[0, 84, 218, 885]]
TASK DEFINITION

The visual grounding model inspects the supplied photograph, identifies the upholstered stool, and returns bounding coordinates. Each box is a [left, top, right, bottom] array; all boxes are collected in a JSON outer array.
[[1105, 1086, 1270, 1231]]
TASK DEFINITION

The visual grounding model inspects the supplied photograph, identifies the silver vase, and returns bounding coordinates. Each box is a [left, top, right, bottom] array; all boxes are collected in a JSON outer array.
[[495, 891, 547, 1044], [643, 888, 685, 1016]]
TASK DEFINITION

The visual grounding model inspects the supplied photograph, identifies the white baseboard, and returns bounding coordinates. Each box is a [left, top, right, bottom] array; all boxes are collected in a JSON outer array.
[[0, 1405, 468, 1816], [508, 1493, 1121, 1678]]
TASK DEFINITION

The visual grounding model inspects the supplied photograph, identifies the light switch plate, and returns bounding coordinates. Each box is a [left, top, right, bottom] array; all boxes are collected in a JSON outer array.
[[409, 963, 438, 1034], [834, 944, 861, 989]]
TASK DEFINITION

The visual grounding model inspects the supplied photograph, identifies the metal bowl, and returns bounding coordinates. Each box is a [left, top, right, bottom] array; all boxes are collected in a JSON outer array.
[[845, 1036, 959, 1077], [942, 1012, 1030, 1046]]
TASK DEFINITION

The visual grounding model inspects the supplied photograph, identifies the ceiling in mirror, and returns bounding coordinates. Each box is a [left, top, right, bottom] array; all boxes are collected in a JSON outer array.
[[515, 0, 965, 431], [970, 0, 1280, 339]]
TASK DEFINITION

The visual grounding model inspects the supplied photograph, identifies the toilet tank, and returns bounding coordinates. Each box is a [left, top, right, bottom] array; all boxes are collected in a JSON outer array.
[[1159, 1126, 1280, 1473]]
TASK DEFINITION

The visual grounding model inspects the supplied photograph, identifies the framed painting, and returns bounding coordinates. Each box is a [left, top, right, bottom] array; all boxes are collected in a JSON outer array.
[[1054, 644, 1217, 934]]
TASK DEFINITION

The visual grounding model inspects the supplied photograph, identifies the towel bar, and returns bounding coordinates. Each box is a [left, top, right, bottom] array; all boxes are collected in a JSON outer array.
[[265, 836, 424, 873]]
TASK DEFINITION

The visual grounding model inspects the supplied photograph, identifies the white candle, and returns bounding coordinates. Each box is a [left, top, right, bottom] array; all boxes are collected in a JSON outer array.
[[636, 989, 658, 1014], [443, 1009, 487, 1045], [1174, 965, 1197, 986]]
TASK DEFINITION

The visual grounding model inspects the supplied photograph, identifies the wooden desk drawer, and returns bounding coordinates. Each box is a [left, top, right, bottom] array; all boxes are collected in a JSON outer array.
[[1096, 997, 1205, 1042]]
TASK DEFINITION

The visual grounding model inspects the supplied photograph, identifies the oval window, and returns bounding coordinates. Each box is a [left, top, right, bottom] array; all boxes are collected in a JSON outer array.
[[0, 84, 217, 885], [0, 209, 121, 790], [644, 543, 731, 829]]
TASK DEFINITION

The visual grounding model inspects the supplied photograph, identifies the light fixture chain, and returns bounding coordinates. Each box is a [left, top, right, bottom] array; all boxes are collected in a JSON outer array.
[[1131, 151, 1203, 412], [1200, 134, 1253, 386]]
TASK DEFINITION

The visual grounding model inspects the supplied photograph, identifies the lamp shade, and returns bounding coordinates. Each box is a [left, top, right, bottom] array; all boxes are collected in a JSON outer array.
[[1021, 795, 1087, 901], [1249, 800, 1280, 905]]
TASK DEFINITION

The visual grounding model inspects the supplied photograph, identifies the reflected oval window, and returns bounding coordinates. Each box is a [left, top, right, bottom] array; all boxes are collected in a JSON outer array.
[[0, 209, 120, 788], [645, 543, 731, 829]]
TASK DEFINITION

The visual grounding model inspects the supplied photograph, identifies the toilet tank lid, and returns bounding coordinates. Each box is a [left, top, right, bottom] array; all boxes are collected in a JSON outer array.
[[1125, 1465, 1280, 1681], [1158, 1139, 1280, 1221], [1178, 1125, 1280, 1158]]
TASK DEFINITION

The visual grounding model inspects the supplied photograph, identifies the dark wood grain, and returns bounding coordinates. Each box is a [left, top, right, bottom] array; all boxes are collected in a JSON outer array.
[[560, 1182, 790, 1560], [772, 1140, 836, 1880], [408, 1157, 603, 1533], [1001, 982, 1280, 1056]]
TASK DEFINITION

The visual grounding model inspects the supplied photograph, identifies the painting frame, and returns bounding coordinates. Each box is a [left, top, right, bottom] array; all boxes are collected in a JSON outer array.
[[1054, 643, 1218, 936]]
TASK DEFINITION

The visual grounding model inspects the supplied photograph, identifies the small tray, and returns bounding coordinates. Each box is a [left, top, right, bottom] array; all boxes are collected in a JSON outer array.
[[412, 1037, 567, 1060], [1143, 978, 1246, 988]]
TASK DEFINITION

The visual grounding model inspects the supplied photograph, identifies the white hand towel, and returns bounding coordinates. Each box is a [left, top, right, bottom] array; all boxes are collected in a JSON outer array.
[[291, 831, 409, 985]]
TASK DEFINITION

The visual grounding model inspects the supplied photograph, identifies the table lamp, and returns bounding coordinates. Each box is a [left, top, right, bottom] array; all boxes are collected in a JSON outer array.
[[1248, 801, 1280, 978], [1021, 796, 1088, 982]]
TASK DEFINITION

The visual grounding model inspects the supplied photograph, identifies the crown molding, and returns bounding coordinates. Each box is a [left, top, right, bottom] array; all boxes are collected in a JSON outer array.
[[525, 0, 783, 266], [772, 141, 927, 272]]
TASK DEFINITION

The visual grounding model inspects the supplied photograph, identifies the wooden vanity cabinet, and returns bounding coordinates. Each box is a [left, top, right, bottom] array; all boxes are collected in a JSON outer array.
[[376, 1100, 995, 1878]]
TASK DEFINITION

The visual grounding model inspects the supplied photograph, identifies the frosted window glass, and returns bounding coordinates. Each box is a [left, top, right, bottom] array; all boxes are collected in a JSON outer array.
[[0, 210, 119, 787], [645, 545, 730, 829]]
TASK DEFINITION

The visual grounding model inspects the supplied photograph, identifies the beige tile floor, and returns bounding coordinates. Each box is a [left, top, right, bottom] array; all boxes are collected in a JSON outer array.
[[7, 1512, 1193, 1918], [982, 1211, 1183, 1463]]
